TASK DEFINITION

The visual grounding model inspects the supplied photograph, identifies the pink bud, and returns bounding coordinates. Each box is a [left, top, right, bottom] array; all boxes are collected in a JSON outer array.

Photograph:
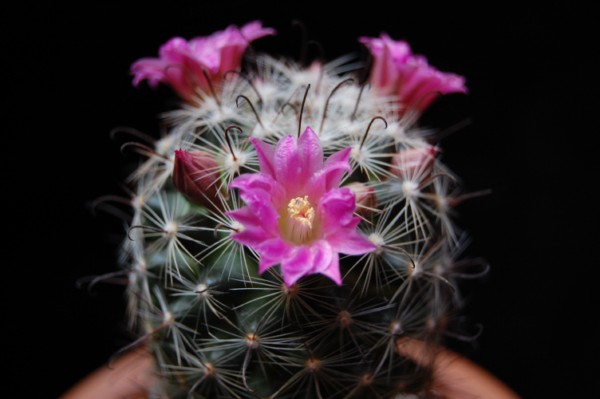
[[346, 182, 377, 217], [390, 146, 439, 179], [173, 149, 222, 210]]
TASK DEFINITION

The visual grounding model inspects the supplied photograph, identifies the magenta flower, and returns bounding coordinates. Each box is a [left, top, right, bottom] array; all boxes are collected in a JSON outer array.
[[228, 127, 376, 286], [360, 34, 467, 115], [131, 21, 275, 103]]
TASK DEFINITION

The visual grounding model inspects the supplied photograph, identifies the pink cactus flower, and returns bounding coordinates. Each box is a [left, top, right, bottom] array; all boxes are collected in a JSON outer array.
[[228, 127, 376, 286], [360, 34, 467, 115], [131, 21, 275, 103]]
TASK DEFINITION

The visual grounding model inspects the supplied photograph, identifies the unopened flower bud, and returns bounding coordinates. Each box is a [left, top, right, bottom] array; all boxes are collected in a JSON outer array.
[[390, 146, 439, 179], [173, 149, 222, 210], [346, 182, 377, 217]]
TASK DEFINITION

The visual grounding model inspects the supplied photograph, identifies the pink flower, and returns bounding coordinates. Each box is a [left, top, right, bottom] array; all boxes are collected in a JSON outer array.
[[228, 127, 376, 286], [131, 21, 275, 103], [360, 34, 467, 115]]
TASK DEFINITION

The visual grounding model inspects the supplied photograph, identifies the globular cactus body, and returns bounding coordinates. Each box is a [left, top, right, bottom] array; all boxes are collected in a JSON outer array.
[[106, 20, 483, 398]]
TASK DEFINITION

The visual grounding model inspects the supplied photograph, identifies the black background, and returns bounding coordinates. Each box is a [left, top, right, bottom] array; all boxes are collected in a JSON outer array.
[[3, 2, 598, 397]]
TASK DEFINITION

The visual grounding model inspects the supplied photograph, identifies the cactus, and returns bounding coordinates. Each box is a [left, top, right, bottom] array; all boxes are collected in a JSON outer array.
[[101, 20, 487, 398]]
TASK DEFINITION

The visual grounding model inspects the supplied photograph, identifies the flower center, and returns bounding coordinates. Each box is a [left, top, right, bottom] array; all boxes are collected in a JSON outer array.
[[288, 196, 315, 228], [283, 196, 316, 244]]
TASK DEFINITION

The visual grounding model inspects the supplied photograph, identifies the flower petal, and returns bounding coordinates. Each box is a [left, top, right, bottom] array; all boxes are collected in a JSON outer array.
[[230, 173, 286, 208], [306, 147, 351, 200], [159, 37, 191, 64], [249, 137, 276, 178], [131, 37, 199, 102], [230, 173, 280, 198], [307, 241, 342, 286], [273, 135, 302, 195], [229, 186, 280, 236], [318, 252, 342, 286], [240, 20, 277, 41], [230, 225, 271, 248], [363, 36, 395, 94], [226, 207, 259, 227], [131, 58, 169, 87], [318, 187, 357, 233], [298, 127, 323, 180], [310, 240, 333, 274], [326, 226, 377, 255], [257, 238, 292, 274], [323, 147, 352, 190], [281, 246, 312, 286]]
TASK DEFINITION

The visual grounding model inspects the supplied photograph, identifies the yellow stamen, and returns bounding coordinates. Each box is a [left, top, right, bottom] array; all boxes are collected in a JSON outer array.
[[287, 196, 315, 228]]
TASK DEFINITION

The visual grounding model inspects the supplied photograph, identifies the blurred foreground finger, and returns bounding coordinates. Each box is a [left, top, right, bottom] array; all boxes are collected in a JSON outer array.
[[397, 338, 520, 399], [60, 347, 156, 399]]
